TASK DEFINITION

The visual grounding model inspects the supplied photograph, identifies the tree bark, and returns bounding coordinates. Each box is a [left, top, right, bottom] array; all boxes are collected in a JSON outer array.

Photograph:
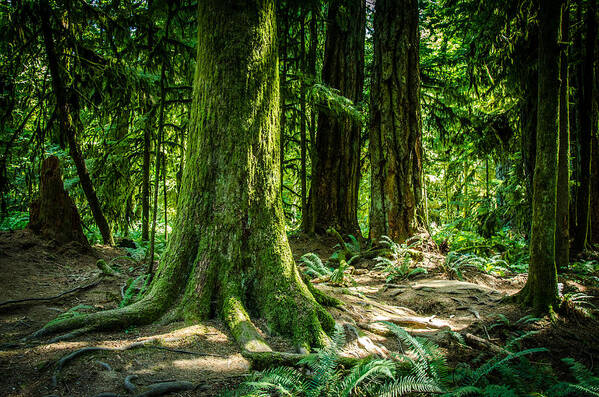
[[556, 1, 571, 271], [28, 156, 90, 249], [516, 0, 561, 314], [40, 4, 114, 246], [141, 101, 152, 241], [308, 0, 365, 235], [591, 47, 599, 245], [572, 0, 597, 254], [34, 0, 334, 352], [368, 0, 423, 242]]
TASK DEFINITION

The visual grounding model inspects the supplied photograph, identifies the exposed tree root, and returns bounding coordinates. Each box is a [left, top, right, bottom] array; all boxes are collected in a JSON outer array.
[[48, 326, 94, 343], [124, 375, 139, 393], [0, 279, 101, 309], [241, 349, 373, 370], [50, 337, 222, 387], [134, 381, 195, 397]]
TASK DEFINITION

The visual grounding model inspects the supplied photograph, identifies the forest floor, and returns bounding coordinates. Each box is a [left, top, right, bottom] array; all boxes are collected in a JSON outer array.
[[0, 230, 598, 396]]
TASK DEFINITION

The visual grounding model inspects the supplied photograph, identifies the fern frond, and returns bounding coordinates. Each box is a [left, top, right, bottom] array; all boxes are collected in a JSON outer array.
[[376, 375, 443, 396], [336, 359, 396, 397]]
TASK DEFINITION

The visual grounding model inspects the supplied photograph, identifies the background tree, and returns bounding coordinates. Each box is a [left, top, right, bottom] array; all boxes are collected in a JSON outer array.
[[307, 0, 365, 235], [515, 0, 561, 314], [369, 0, 423, 242]]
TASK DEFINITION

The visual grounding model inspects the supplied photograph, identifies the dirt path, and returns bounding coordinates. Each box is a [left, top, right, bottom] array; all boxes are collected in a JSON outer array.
[[0, 230, 597, 396]]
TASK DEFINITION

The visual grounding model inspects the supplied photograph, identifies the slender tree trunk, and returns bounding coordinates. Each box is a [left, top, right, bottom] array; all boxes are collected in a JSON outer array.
[[141, 102, 152, 241], [308, 0, 365, 235], [40, 5, 114, 246], [556, 1, 571, 271], [572, 0, 596, 254], [516, 0, 561, 314], [148, 6, 172, 275], [591, 49, 599, 245], [34, 0, 335, 352], [300, 9, 308, 232], [163, 152, 167, 241], [368, 0, 423, 242], [305, 7, 318, 233]]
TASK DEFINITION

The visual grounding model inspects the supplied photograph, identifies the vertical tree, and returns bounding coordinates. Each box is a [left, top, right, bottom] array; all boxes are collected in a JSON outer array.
[[556, 1, 570, 270], [572, 0, 597, 254], [34, 0, 335, 351], [368, 0, 423, 242], [40, 3, 114, 246], [308, 0, 365, 235], [515, 0, 562, 314]]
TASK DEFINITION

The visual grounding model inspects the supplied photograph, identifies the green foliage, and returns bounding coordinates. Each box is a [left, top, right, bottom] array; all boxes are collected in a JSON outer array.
[[301, 253, 332, 279], [443, 252, 509, 280], [0, 211, 28, 231], [119, 274, 149, 308], [375, 236, 427, 282], [225, 323, 446, 396], [46, 305, 94, 328]]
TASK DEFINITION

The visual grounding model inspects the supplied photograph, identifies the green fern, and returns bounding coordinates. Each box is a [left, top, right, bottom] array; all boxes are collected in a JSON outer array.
[[301, 253, 333, 279]]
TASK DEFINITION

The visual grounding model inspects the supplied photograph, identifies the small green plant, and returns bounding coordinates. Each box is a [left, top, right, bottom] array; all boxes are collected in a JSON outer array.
[[119, 274, 149, 308], [561, 292, 597, 317], [46, 305, 93, 327], [443, 252, 509, 280], [375, 236, 427, 282], [224, 323, 445, 397], [301, 253, 333, 279]]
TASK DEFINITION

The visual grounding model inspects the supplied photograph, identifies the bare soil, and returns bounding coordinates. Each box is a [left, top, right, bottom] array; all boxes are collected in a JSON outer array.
[[0, 230, 598, 396]]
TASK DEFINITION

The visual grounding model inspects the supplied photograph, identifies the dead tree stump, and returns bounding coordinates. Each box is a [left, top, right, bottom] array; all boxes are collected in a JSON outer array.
[[28, 156, 90, 249]]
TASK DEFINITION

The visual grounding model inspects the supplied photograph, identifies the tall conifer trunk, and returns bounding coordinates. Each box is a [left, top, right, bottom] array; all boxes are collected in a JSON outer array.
[[556, 1, 570, 271], [308, 0, 365, 235], [515, 0, 561, 314], [572, 0, 597, 253], [34, 0, 334, 351], [368, 0, 423, 242]]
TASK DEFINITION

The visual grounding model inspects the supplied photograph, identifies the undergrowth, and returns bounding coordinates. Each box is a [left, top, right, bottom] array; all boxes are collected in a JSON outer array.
[[224, 322, 599, 396]]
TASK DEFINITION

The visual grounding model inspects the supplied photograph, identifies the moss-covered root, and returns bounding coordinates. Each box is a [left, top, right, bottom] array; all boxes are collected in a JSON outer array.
[[30, 296, 165, 339], [303, 276, 344, 308], [509, 285, 558, 319], [222, 294, 272, 353]]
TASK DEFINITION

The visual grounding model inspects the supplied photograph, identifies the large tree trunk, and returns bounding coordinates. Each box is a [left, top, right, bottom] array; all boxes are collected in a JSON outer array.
[[34, 0, 334, 352], [556, 1, 571, 271], [515, 0, 561, 314], [28, 156, 90, 249], [40, 6, 114, 246], [368, 0, 423, 242], [572, 0, 597, 254], [307, 0, 365, 235]]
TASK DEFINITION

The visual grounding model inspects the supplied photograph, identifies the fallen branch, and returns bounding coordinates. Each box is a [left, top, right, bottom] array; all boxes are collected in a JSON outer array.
[[464, 332, 507, 355], [0, 280, 101, 308]]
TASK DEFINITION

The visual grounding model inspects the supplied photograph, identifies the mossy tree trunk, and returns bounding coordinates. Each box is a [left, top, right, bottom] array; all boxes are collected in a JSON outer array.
[[40, 4, 114, 246], [308, 0, 365, 235], [591, 58, 599, 245], [515, 0, 561, 314], [572, 0, 597, 254], [368, 0, 423, 242], [556, 1, 570, 271], [35, 0, 334, 352]]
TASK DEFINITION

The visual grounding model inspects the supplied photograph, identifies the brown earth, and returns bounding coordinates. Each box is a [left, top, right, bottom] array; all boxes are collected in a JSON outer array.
[[0, 230, 597, 396]]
